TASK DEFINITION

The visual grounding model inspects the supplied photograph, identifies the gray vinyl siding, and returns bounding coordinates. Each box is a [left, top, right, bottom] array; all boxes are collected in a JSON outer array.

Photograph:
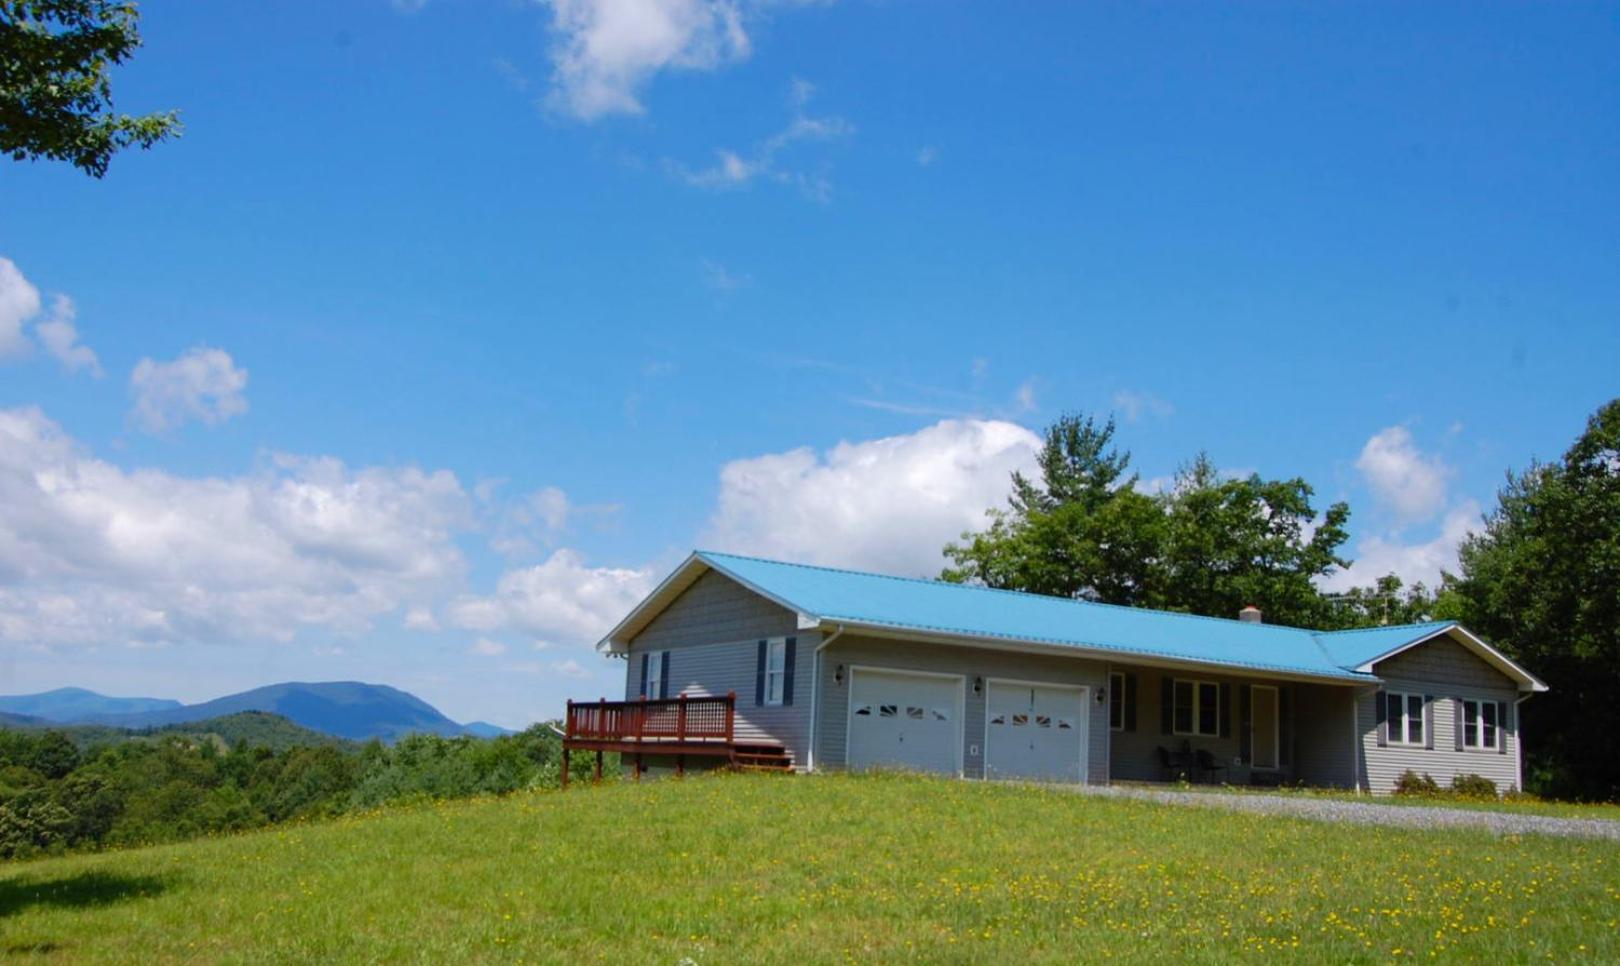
[[624, 569, 814, 767], [1292, 683, 1357, 788], [815, 634, 1110, 782], [1357, 633, 1522, 794], [1105, 667, 1356, 786]]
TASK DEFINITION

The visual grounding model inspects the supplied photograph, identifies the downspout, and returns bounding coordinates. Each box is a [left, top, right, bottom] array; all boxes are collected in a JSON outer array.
[[806, 623, 848, 773], [1514, 692, 1533, 793], [1352, 685, 1374, 794]]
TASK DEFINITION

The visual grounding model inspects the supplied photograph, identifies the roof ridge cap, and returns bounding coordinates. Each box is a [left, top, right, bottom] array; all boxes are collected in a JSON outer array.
[[1313, 619, 1455, 637]]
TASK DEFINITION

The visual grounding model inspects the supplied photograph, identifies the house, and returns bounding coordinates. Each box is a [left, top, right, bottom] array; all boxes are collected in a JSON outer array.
[[563, 551, 1546, 794]]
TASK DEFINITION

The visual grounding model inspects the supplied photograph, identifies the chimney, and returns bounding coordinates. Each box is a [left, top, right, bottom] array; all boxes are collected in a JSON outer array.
[[1238, 605, 1263, 624]]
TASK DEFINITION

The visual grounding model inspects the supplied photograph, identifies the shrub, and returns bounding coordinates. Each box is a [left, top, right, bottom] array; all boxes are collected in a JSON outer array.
[[1393, 770, 1441, 796], [1451, 773, 1498, 800]]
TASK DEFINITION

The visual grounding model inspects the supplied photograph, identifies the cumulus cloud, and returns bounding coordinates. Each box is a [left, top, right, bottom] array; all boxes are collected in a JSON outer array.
[[0, 406, 471, 647], [0, 257, 100, 373], [543, 0, 751, 119], [0, 257, 40, 359], [701, 418, 1040, 576], [1321, 500, 1481, 592], [1354, 425, 1451, 525], [130, 347, 249, 434], [34, 297, 101, 376], [449, 548, 653, 645], [468, 638, 509, 657]]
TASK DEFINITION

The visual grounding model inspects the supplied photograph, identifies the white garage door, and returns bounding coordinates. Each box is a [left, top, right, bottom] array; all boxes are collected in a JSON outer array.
[[985, 680, 1088, 783], [847, 667, 963, 775]]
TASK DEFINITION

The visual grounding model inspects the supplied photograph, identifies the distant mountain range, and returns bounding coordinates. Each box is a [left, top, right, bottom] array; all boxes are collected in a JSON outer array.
[[0, 682, 514, 742]]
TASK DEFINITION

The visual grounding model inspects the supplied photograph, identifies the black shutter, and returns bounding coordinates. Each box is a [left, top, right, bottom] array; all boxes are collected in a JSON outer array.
[[1497, 701, 1509, 755], [1124, 674, 1138, 732], [1219, 682, 1232, 738], [639, 653, 649, 698], [1239, 685, 1252, 763], [1374, 690, 1388, 748], [1423, 695, 1434, 750], [782, 637, 797, 705], [1160, 677, 1173, 735], [1279, 686, 1292, 768], [659, 652, 670, 700], [755, 640, 766, 706], [1454, 699, 1464, 752]]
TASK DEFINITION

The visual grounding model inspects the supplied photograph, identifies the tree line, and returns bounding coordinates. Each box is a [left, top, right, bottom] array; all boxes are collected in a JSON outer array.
[[0, 720, 591, 859], [945, 401, 1620, 800]]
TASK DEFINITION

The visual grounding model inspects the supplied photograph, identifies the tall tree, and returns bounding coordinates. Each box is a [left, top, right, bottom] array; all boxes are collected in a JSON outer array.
[[1446, 399, 1620, 800], [1157, 453, 1351, 627], [945, 414, 1353, 627], [1, 0, 179, 177], [944, 415, 1164, 604]]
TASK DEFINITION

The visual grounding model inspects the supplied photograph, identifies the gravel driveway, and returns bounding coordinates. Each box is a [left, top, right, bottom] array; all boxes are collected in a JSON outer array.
[[1073, 784, 1620, 841]]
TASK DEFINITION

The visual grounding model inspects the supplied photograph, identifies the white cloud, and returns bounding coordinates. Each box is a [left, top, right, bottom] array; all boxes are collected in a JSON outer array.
[[0, 258, 100, 374], [1015, 379, 1038, 413], [469, 638, 509, 657], [130, 347, 249, 434], [551, 658, 591, 679], [1321, 500, 1480, 592], [701, 418, 1041, 576], [667, 79, 852, 201], [0, 406, 471, 647], [1112, 389, 1173, 423], [916, 145, 938, 167], [34, 297, 101, 376], [543, 0, 751, 120], [449, 548, 653, 646], [1355, 425, 1450, 525], [403, 607, 440, 631], [0, 258, 43, 359]]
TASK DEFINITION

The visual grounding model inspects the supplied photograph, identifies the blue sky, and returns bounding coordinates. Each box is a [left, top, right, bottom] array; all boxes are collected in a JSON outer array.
[[0, 1, 1615, 727]]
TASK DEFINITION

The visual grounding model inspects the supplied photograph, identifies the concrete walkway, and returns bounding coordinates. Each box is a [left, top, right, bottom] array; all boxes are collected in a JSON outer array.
[[1073, 783, 1620, 841]]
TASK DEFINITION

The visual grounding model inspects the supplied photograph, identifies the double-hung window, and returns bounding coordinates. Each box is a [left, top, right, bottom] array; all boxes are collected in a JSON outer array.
[[1172, 679, 1221, 737], [643, 650, 666, 699], [1460, 699, 1501, 750], [764, 639, 787, 706], [1384, 691, 1425, 746]]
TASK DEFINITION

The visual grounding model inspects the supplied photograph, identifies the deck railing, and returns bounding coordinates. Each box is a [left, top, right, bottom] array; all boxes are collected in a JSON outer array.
[[564, 692, 736, 745]]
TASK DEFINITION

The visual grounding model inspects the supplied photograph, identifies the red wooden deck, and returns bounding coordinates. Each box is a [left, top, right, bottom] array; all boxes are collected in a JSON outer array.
[[560, 692, 789, 785]]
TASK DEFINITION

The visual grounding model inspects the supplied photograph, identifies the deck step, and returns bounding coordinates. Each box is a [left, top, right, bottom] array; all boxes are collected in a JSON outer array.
[[732, 745, 793, 772]]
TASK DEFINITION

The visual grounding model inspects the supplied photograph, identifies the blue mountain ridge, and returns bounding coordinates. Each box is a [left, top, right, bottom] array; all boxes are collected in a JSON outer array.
[[0, 682, 496, 742], [0, 686, 183, 721]]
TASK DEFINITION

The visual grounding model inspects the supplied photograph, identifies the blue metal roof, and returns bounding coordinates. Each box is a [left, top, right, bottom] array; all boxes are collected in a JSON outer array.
[[695, 551, 1453, 683]]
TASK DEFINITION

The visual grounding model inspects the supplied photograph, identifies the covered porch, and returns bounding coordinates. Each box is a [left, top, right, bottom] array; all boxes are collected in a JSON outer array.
[[1106, 664, 1358, 788]]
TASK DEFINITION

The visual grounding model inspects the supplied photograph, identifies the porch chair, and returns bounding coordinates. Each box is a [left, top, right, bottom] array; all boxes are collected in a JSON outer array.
[[1194, 748, 1228, 785], [1154, 746, 1177, 782]]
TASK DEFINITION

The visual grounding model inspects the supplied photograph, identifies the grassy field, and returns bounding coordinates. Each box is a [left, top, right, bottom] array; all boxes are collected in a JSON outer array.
[[1, 773, 1616, 963]]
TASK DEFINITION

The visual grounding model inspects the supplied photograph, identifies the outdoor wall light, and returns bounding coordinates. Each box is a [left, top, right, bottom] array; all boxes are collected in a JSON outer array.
[[973, 676, 983, 695], [834, 664, 845, 686], [1096, 688, 1107, 704]]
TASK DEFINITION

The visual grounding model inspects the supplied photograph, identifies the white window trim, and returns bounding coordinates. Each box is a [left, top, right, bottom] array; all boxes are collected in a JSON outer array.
[[1108, 672, 1126, 732], [1460, 698, 1502, 751], [1385, 690, 1425, 746], [644, 649, 666, 699], [764, 638, 787, 707], [1171, 678, 1221, 738]]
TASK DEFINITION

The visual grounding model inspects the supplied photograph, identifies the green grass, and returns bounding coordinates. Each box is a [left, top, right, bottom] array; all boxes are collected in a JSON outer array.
[[1146, 782, 1620, 820], [1, 773, 1616, 962]]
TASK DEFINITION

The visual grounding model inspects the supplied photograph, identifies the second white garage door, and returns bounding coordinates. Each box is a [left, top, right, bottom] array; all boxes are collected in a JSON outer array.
[[985, 680, 1088, 783], [846, 667, 963, 775]]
